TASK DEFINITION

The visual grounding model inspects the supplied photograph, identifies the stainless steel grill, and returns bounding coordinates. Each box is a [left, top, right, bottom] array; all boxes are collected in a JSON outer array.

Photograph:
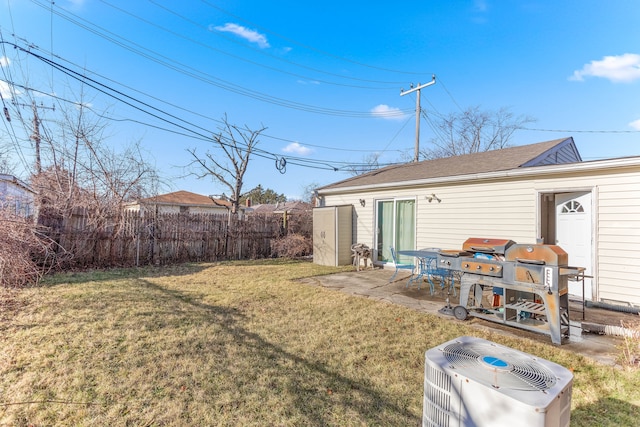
[[432, 238, 583, 344]]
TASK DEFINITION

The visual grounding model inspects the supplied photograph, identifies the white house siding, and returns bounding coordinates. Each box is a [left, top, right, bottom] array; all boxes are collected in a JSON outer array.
[[321, 160, 640, 306], [321, 194, 370, 245], [159, 205, 182, 214], [323, 181, 538, 255], [0, 176, 36, 217], [414, 179, 537, 249]]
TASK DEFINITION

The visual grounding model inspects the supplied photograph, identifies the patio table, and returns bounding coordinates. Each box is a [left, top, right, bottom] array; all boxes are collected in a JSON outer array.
[[397, 249, 441, 291]]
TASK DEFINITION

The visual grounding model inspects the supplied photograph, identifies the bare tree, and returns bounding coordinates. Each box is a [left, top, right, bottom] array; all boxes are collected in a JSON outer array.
[[0, 150, 13, 174], [300, 181, 320, 204], [421, 106, 535, 160], [0, 62, 163, 269], [187, 115, 266, 214], [346, 152, 381, 176], [30, 93, 162, 269]]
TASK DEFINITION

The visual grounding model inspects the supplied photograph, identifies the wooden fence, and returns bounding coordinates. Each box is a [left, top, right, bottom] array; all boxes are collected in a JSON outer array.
[[38, 210, 309, 269]]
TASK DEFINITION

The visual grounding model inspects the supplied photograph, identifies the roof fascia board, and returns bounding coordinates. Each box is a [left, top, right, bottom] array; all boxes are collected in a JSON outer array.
[[318, 156, 640, 195]]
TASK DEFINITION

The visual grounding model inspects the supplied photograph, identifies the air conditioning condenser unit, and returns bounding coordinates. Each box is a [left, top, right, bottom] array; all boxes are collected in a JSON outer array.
[[423, 336, 573, 427]]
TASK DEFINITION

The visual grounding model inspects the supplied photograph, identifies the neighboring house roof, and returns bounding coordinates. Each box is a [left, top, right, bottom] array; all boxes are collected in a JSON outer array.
[[250, 200, 312, 214], [0, 173, 37, 194], [319, 138, 581, 192], [131, 190, 231, 208]]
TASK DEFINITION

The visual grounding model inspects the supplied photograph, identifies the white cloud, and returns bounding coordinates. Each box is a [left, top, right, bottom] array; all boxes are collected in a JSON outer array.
[[371, 104, 406, 120], [0, 81, 9, 99], [629, 119, 640, 131], [214, 23, 270, 48], [0, 81, 17, 99], [0, 56, 10, 67], [570, 53, 640, 83], [282, 142, 311, 156]]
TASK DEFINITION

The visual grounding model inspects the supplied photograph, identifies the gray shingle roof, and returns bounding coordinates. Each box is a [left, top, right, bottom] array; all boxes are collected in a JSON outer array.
[[319, 138, 578, 191]]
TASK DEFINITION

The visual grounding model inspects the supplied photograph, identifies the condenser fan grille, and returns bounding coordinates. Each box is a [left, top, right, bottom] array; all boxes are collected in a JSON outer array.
[[442, 340, 557, 391]]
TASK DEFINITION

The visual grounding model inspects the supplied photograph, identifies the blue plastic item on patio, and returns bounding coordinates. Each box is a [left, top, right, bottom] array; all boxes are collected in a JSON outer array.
[[388, 247, 415, 282], [406, 256, 429, 290], [426, 257, 456, 296]]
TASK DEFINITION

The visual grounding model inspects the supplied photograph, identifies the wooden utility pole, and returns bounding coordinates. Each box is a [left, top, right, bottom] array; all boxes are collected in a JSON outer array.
[[400, 75, 436, 162], [15, 101, 55, 174], [31, 103, 42, 174]]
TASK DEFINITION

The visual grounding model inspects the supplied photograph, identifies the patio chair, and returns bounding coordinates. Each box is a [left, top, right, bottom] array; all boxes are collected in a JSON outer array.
[[426, 257, 456, 296], [406, 256, 429, 290], [388, 247, 415, 282]]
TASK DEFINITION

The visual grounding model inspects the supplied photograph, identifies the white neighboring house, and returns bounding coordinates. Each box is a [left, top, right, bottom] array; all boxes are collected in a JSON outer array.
[[124, 190, 231, 215], [0, 173, 37, 218]]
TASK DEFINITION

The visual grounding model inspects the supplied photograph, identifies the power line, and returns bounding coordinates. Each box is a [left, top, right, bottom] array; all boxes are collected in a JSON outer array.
[[105, 0, 406, 89], [0, 50, 405, 173], [0, 32, 32, 172], [27, 0, 413, 118], [2, 34, 410, 155], [1, 74, 408, 161], [522, 127, 640, 134]]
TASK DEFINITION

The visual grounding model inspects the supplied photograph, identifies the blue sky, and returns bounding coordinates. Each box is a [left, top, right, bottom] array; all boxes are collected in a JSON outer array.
[[1, 0, 639, 200]]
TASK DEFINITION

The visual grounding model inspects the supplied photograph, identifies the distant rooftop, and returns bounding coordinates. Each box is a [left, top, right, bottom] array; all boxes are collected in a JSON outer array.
[[135, 190, 231, 207], [250, 200, 312, 213]]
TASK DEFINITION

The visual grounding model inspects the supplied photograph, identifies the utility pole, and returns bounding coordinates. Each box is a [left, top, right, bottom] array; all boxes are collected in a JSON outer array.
[[14, 101, 55, 174], [400, 75, 436, 162]]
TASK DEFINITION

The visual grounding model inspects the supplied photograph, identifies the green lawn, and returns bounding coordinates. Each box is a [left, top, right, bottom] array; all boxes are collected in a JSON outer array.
[[1, 260, 638, 426]]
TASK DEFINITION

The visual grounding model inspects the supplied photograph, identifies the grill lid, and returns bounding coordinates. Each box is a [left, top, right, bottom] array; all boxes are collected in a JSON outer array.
[[462, 238, 516, 255], [505, 244, 568, 266]]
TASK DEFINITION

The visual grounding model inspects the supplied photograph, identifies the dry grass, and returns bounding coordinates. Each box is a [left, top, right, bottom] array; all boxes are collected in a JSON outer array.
[[620, 319, 640, 366], [1, 260, 639, 426]]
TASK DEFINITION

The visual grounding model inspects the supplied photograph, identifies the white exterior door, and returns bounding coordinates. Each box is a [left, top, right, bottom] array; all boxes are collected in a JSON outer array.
[[555, 192, 593, 299]]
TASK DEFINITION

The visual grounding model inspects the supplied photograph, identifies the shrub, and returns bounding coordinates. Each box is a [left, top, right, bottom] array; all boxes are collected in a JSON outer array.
[[270, 233, 312, 258], [0, 209, 57, 287]]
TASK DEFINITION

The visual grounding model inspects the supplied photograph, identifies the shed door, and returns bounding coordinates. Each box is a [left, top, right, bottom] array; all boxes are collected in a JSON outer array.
[[555, 192, 593, 299], [313, 207, 336, 266]]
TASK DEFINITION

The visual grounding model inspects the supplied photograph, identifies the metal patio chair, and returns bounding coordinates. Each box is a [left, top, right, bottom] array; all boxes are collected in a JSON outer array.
[[426, 257, 456, 296], [406, 256, 429, 290], [388, 247, 415, 282]]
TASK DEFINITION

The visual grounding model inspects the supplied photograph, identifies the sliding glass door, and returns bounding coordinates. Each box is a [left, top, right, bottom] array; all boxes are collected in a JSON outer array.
[[376, 198, 415, 264]]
